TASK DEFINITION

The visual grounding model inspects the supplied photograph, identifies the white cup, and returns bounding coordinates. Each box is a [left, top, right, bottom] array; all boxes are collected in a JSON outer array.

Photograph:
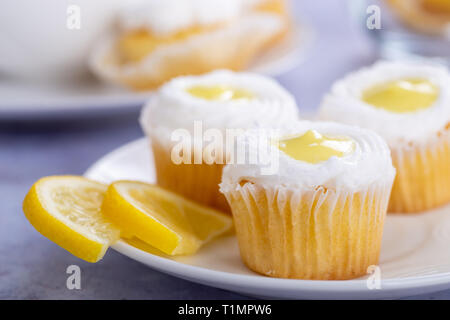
[[0, 0, 127, 82]]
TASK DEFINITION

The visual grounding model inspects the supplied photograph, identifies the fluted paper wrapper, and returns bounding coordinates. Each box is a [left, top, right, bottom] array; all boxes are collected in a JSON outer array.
[[151, 138, 230, 213], [221, 181, 393, 280], [389, 129, 450, 213]]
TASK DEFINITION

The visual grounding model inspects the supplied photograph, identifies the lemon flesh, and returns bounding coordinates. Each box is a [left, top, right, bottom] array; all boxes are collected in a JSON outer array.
[[277, 130, 355, 164], [101, 181, 233, 255], [23, 176, 120, 263], [362, 78, 438, 113]]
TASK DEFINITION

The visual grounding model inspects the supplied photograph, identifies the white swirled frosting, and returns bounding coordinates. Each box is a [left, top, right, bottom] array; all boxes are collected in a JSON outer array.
[[220, 121, 395, 191], [140, 70, 299, 141], [319, 61, 450, 147], [118, 0, 266, 35]]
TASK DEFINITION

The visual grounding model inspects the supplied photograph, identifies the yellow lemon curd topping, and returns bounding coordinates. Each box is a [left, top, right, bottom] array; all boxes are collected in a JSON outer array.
[[277, 130, 355, 164], [186, 85, 253, 101], [118, 26, 214, 63], [362, 78, 439, 113]]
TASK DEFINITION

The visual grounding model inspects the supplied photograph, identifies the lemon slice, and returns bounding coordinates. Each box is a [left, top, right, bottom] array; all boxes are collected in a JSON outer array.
[[101, 181, 233, 255], [23, 176, 120, 263], [124, 237, 170, 258]]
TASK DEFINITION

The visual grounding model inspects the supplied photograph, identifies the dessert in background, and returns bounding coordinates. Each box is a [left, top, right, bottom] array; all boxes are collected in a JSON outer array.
[[90, 0, 290, 90], [220, 121, 395, 280], [319, 61, 450, 213], [140, 69, 299, 212], [387, 0, 450, 35]]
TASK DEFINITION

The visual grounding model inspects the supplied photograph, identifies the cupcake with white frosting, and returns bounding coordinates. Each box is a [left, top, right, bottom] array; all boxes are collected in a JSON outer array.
[[319, 61, 450, 213], [91, 0, 289, 90], [219, 121, 395, 280], [140, 69, 299, 212]]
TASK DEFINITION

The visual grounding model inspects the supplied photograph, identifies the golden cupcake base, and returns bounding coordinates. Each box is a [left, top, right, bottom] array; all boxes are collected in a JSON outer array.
[[151, 139, 230, 213], [389, 126, 450, 213], [221, 182, 392, 280]]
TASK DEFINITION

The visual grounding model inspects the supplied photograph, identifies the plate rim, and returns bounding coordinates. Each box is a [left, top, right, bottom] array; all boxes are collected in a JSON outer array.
[[0, 22, 312, 120], [111, 239, 450, 290], [84, 138, 450, 298]]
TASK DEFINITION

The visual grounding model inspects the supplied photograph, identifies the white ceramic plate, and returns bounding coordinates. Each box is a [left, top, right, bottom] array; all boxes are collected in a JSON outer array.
[[85, 138, 450, 299], [0, 23, 312, 121]]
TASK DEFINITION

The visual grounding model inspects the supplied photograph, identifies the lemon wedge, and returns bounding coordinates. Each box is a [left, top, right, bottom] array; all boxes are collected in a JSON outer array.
[[101, 181, 233, 255], [23, 176, 120, 263]]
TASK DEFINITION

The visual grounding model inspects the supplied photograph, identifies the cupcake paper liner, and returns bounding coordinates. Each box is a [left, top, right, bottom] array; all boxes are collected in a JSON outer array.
[[389, 127, 450, 213], [151, 138, 230, 213], [221, 180, 393, 280]]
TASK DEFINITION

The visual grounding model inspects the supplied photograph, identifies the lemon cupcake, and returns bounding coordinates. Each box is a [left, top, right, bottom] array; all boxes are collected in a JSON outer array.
[[219, 121, 395, 280], [319, 61, 450, 213], [140, 69, 299, 212], [387, 0, 450, 35], [90, 0, 289, 90]]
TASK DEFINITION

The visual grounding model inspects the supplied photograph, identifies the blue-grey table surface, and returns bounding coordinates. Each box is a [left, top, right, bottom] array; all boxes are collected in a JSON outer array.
[[1, 1, 449, 299]]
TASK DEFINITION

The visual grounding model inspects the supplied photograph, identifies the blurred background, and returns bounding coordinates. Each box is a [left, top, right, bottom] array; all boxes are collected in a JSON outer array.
[[2, 0, 450, 299]]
